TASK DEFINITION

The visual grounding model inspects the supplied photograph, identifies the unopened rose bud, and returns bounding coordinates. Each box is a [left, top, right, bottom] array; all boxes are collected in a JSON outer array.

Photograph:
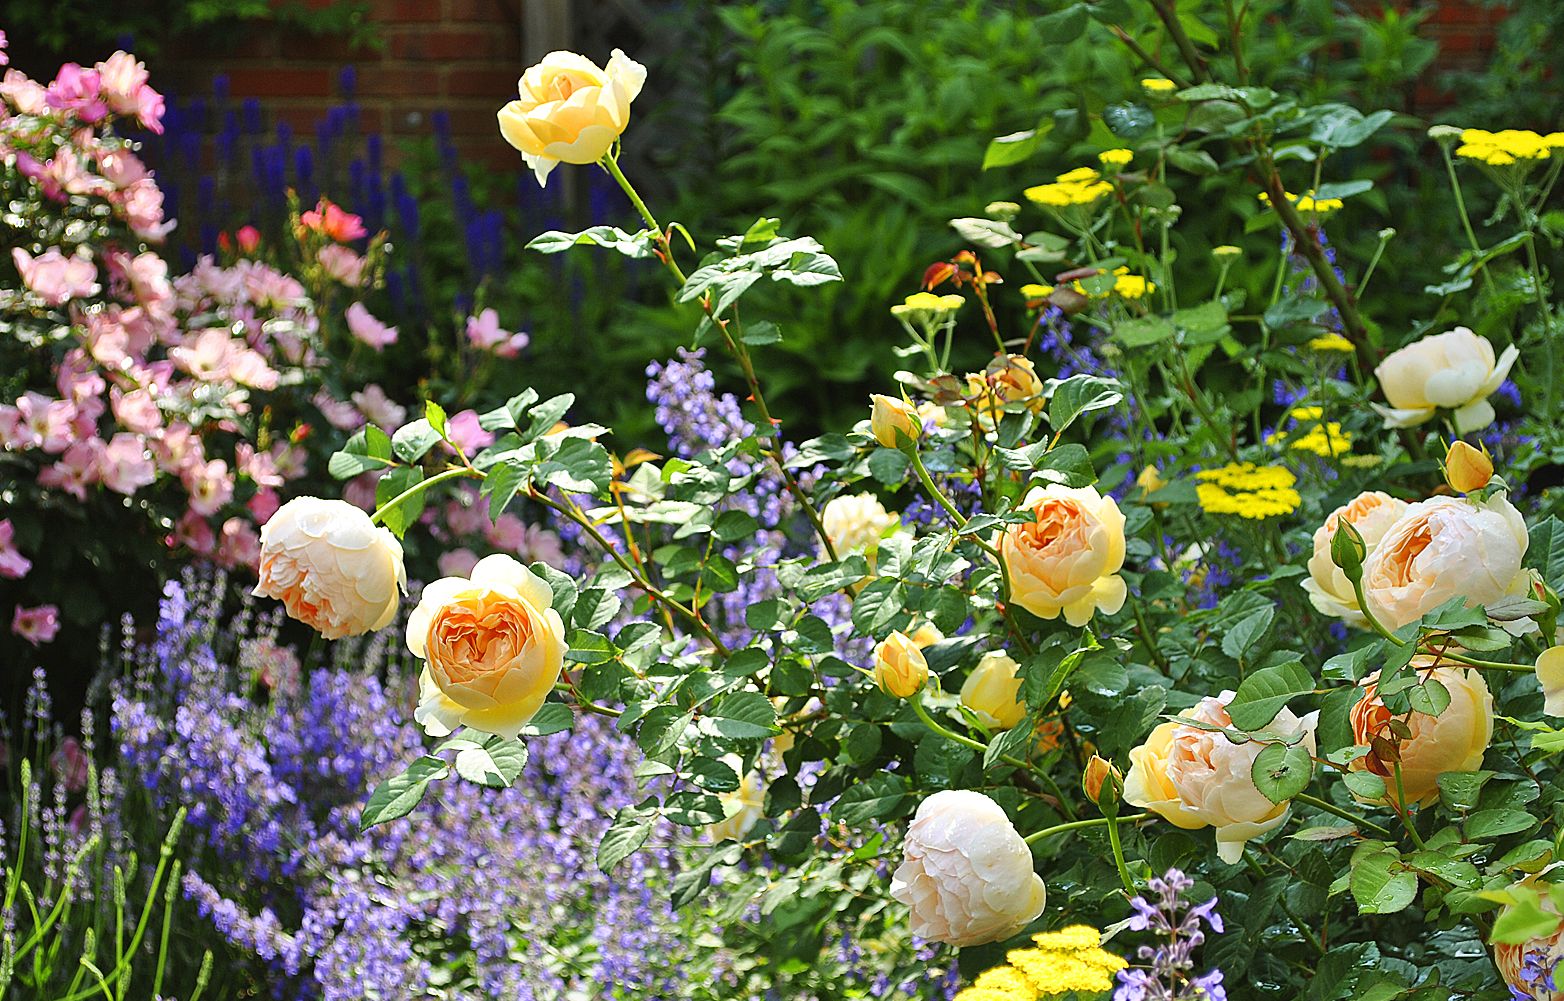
[[1329, 519, 1366, 583], [1083, 753, 1123, 804], [1443, 439, 1494, 494], [870, 393, 923, 449], [1137, 466, 1166, 496], [873, 631, 930, 699]]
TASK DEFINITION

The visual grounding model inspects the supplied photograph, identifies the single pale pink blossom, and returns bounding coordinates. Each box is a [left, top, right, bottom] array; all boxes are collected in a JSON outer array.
[[12, 604, 61, 646], [248, 487, 281, 524], [317, 244, 366, 286], [97, 433, 156, 495], [445, 409, 494, 455], [465, 308, 530, 358], [437, 547, 481, 578], [183, 458, 234, 516], [95, 51, 148, 114], [0, 520, 31, 580], [38, 440, 102, 500], [216, 517, 261, 570], [350, 384, 405, 431], [111, 386, 162, 435], [0, 69, 47, 114], [345, 302, 397, 350], [168, 509, 216, 555]]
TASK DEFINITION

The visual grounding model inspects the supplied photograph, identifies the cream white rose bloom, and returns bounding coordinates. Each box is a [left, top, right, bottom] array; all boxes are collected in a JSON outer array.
[[1000, 485, 1126, 626], [1538, 647, 1564, 717], [960, 651, 1027, 730], [1124, 692, 1317, 864], [890, 790, 1046, 947], [1361, 493, 1529, 632], [254, 497, 406, 639], [708, 760, 766, 843], [1371, 326, 1518, 433], [1302, 491, 1408, 627], [497, 49, 647, 186], [822, 492, 899, 558], [407, 554, 567, 740]]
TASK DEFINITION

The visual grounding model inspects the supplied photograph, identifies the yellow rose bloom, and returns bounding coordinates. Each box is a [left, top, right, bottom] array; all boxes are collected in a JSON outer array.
[[498, 49, 647, 186]]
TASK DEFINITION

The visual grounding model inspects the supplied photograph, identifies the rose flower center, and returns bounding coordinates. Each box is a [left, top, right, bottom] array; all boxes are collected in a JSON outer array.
[[427, 594, 533, 684]]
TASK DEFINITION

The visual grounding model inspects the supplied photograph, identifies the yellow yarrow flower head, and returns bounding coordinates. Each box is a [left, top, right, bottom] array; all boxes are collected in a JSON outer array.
[[1266, 405, 1353, 459], [891, 291, 965, 323], [1455, 128, 1560, 167], [1141, 77, 1177, 94], [1195, 463, 1302, 518], [1024, 166, 1113, 208], [1098, 148, 1134, 168], [1212, 245, 1242, 258], [955, 926, 1127, 1001], [1258, 189, 1344, 214], [1308, 333, 1355, 353]]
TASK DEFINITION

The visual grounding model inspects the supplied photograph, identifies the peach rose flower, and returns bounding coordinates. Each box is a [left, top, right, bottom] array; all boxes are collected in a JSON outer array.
[[254, 497, 406, 639], [707, 760, 767, 844], [1494, 886, 1564, 1001], [497, 49, 647, 186], [1301, 490, 1408, 627], [407, 554, 567, 740], [889, 789, 1047, 947], [1001, 485, 1126, 626], [1361, 493, 1529, 632], [1372, 326, 1518, 433], [1537, 647, 1564, 718], [960, 651, 1026, 729], [1347, 664, 1493, 808], [1124, 691, 1317, 863]]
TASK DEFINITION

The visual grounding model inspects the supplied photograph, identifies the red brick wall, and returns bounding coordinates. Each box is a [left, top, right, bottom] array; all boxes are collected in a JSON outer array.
[[160, 0, 525, 168]]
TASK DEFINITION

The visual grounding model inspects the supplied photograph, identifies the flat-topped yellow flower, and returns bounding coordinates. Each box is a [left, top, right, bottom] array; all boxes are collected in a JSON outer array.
[[1195, 463, 1301, 518], [891, 291, 964, 321], [1141, 77, 1177, 94], [1024, 167, 1113, 208], [1308, 333, 1354, 352], [1456, 128, 1564, 166], [1098, 148, 1134, 168], [408, 554, 567, 740], [498, 49, 647, 186], [1259, 189, 1344, 213]]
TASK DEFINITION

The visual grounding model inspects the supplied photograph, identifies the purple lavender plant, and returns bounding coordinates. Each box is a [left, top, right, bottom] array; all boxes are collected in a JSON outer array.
[[1113, 868, 1228, 1001]]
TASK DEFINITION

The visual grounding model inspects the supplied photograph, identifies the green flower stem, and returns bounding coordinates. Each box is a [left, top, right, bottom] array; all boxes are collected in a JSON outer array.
[[601, 150, 840, 565], [1244, 852, 1326, 955], [553, 681, 624, 718], [1440, 144, 1493, 292], [909, 449, 1035, 657], [1392, 764, 1428, 850], [367, 465, 481, 528], [1293, 792, 1395, 839], [1522, 232, 1558, 417], [910, 449, 968, 528], [528, 488, 732, 658], [1022, 812, 1150, 845], [1104, 810, 1136, 892], [909, 693, 1043, 777]]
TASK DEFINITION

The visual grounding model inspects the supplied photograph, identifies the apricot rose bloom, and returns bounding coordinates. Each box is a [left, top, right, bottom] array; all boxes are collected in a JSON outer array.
[[1124, 691, 1318, 864], [1360, 493, 1529, 631], [707, 759, 766, 843], [253, 497, 406, 640], [1371, 326, 1518, 433], [889, 789, 1047, 947], [1000, 485, 1126, 626], [497, 49, 647, 186], [1301, 490, 1408, 628], [1537, 646, 1564, 718], [407, 554, 567, 740], [1494, 888, 1564, 1001], [1347, 665, 1493, 807], [960, 651, 1027, 729]]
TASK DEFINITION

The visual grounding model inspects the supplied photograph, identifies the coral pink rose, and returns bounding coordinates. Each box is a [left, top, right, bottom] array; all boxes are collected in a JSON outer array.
[[1347, 664, 1492, 808]]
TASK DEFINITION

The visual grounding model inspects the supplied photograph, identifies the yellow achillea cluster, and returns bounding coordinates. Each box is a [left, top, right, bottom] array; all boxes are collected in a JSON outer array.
[[1455, 129, 1564, 166], [1195, 463, 1302, 518], [1024, 167, 1114, 208], [1141, 77, 1176, 94], [1099, 148, 1134, 168], [1258, 190, 1344, 213], [891, 292, 965, 320], [1266, 406, 1353, 459], [953, 926, 1127, 1001], [1020, 268, 1154, 302], [1307, 333, 1354, 353]]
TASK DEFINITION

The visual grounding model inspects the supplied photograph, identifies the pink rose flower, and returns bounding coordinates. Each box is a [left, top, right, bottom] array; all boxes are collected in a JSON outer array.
[[299, 199, 367, 242], [13, 248, 100, 306], [97, 148, 148, 187], [248, 487, 281, 524], [349, 384, 405, 431], [183, 458, 234, 516], [45, 63, 106, 121], [216, 517, 261, 570], [95, 51, 149, 115], [437, 547, 481, 578], [111, 386, 162, 435], [0, 520, 32, 580], [11, 604, 61, 646], [345, 302, 397, 350], [168, 509, 216, 555]]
